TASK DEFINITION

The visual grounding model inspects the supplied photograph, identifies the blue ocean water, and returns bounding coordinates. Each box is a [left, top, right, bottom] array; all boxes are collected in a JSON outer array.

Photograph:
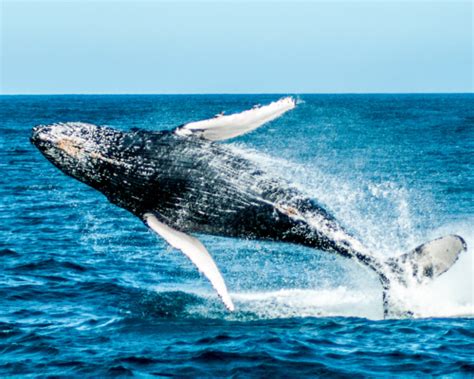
[[1, 94, 473, 377]]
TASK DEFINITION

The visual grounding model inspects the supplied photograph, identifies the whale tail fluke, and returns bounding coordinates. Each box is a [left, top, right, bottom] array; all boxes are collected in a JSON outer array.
[[381, 234, 467, 317], [386, 234, 467, 286]]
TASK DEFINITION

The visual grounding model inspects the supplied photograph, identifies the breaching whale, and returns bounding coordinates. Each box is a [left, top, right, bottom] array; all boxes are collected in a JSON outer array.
[[31, 97, 467, 317]]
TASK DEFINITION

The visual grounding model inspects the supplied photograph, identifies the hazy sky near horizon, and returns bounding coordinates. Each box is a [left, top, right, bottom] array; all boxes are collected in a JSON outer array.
[[1, 1, 472, 94]]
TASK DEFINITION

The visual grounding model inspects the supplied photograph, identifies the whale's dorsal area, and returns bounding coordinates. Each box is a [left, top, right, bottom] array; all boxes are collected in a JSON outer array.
[[143, 213, 234, 311], [175, 97, 296, 141]]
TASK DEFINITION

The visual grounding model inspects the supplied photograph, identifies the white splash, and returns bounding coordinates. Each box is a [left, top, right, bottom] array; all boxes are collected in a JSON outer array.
[[220, 145, 473, 320], [231, 287, 382, 319], [389, 222, 473, 319]]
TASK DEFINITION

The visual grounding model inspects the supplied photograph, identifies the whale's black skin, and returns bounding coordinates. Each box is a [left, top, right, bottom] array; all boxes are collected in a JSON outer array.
[[31, 121, 468, 317], [31, 123, 381, 273]]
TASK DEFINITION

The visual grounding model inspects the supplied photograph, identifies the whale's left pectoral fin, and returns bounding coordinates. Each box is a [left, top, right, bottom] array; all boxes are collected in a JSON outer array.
[[143, 213, 234, 311], [174, 97, 296, 141]]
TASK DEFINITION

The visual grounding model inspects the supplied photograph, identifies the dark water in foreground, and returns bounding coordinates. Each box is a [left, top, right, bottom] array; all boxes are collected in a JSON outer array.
[[1, 94, 473, 377]]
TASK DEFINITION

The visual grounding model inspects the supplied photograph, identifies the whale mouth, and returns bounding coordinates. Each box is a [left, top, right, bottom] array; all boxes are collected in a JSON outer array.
[[31, 124, 68, 147], [31, 125, 83, 159], [31, 124, 52, 145], [31, 122, 100, 160], [31, 125, 58, 157]]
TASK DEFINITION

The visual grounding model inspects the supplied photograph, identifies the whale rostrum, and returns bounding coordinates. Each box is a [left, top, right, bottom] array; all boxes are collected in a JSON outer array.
[[31, 97, 468, 317]]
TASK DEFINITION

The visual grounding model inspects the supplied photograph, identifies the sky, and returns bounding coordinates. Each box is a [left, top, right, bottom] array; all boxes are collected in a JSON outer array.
[[1, 1, 472, 94]]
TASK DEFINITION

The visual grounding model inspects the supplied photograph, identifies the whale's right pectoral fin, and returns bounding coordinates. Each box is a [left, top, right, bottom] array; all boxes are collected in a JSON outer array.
[[174, 97, 296, 141], [143, 213, 234, 311]]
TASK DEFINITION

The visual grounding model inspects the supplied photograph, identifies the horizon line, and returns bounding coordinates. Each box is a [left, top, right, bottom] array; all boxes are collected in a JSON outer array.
[[1, 91, 473, 96]]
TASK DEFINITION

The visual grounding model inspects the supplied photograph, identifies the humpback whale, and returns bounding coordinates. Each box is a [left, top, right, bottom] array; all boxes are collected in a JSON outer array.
[[31, 97, 467, 317]]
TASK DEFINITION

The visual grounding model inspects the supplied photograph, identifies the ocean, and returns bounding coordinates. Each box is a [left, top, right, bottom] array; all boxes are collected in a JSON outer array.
[[1, 94, 473, 377]]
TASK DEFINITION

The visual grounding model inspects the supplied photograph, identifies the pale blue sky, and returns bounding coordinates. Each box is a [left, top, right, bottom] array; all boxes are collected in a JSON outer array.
[[1, 1, 472, 94]]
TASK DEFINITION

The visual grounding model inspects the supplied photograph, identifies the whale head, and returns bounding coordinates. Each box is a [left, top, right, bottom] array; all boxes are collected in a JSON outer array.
[[31, 122, 125, 191]]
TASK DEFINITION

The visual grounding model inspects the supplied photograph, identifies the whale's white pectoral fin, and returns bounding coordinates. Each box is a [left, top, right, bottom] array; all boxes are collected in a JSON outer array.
[[143, 213, 234, 311], [175, 97, 296, 141]]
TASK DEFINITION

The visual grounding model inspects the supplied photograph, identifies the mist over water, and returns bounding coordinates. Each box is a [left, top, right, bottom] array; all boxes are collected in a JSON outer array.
[[1, 94, 473, 376]]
